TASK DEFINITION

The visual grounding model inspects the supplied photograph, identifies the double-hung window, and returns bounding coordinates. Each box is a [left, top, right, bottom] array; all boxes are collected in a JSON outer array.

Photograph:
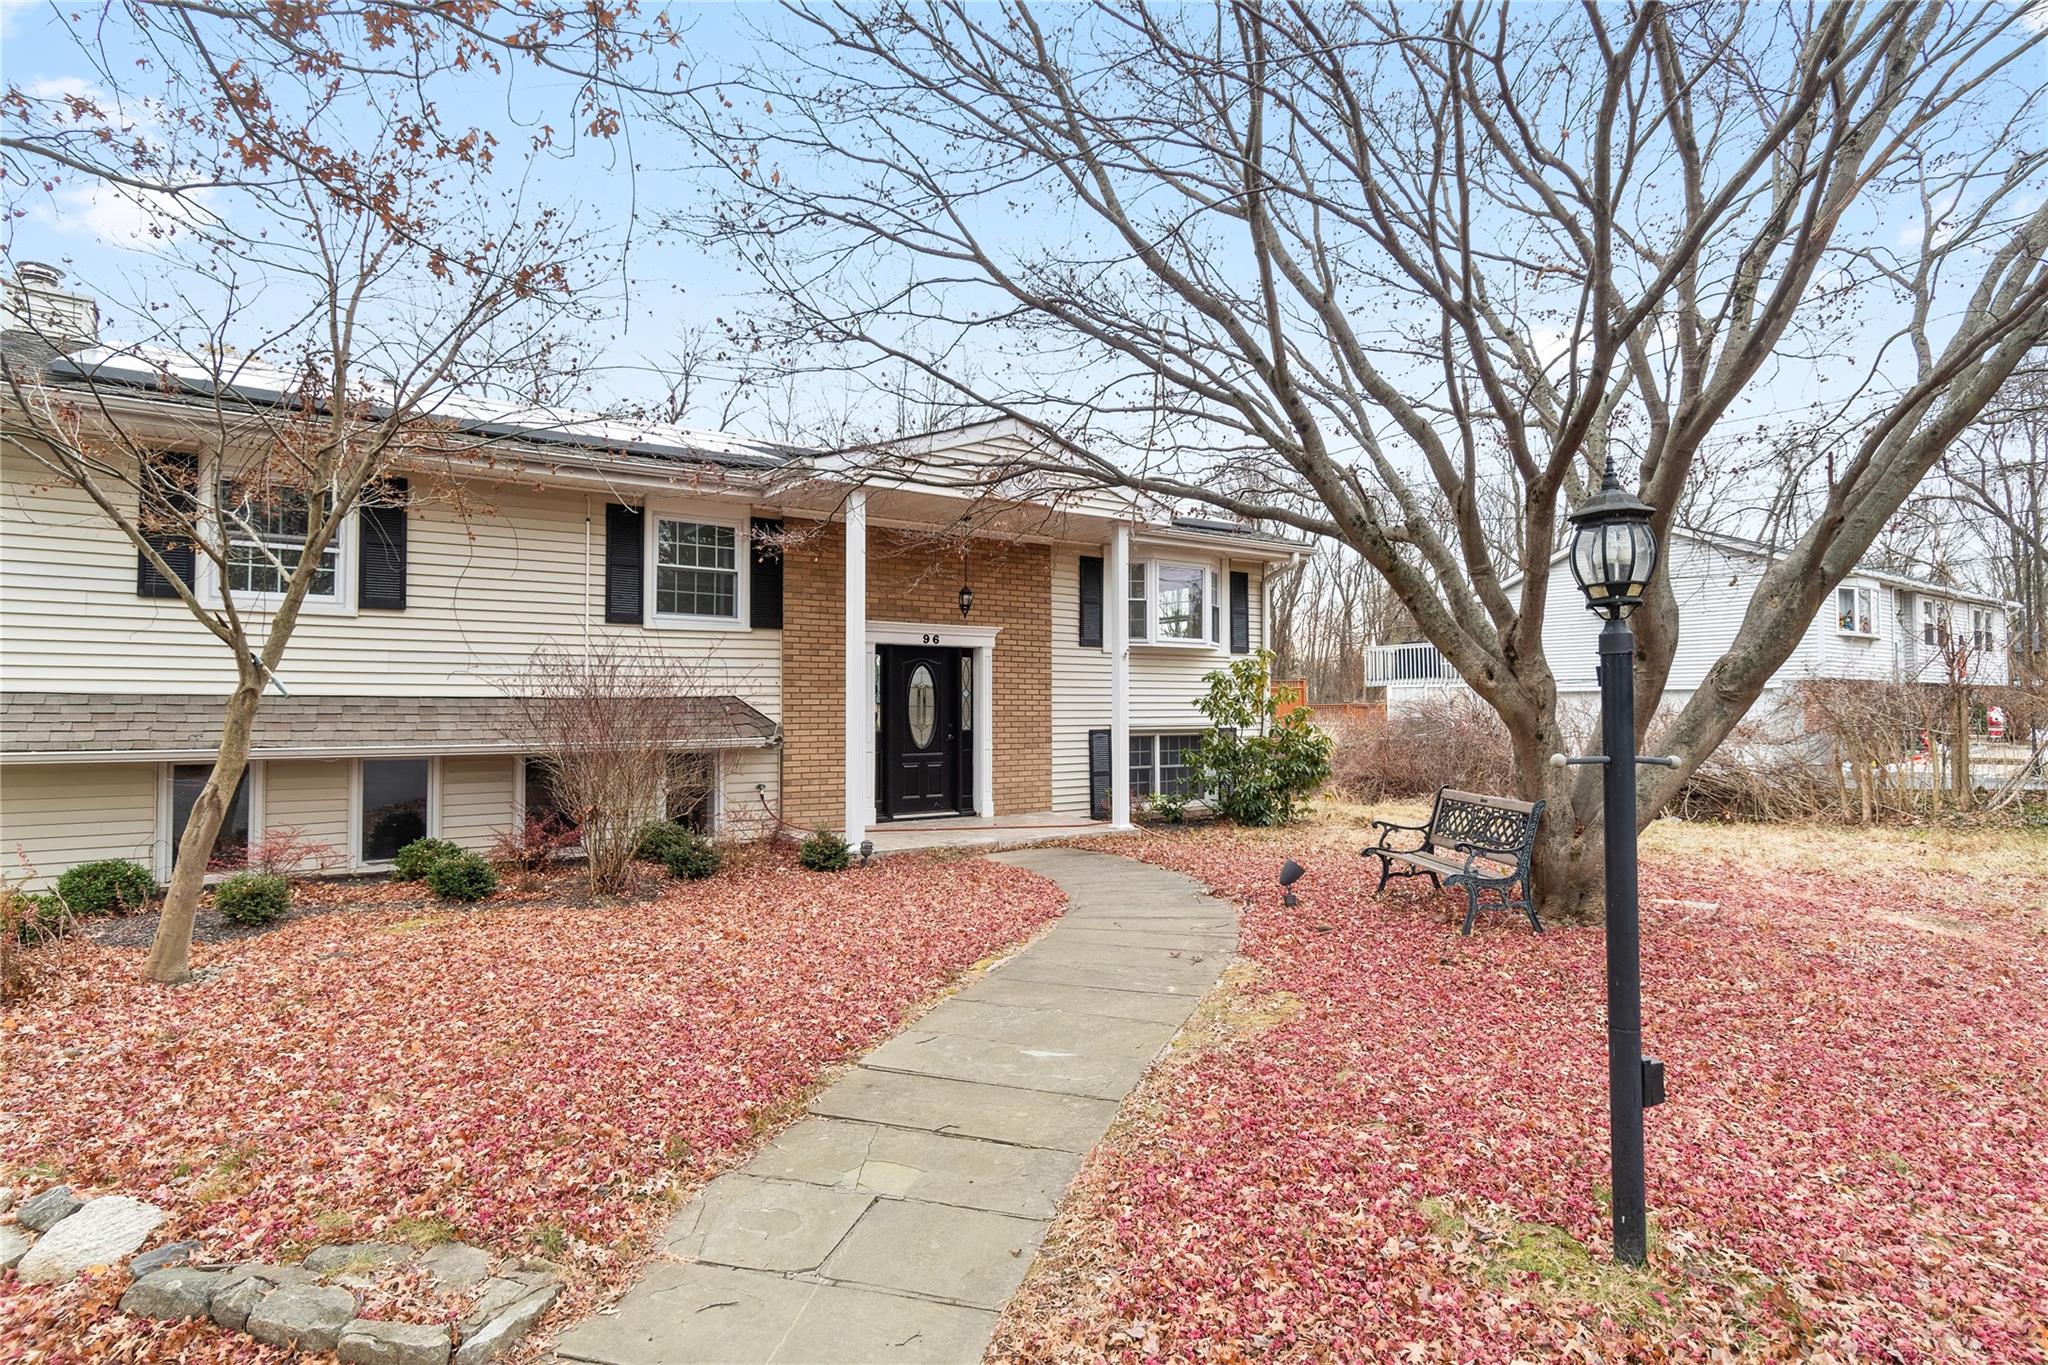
[[1921, 598, 1940, 647], [1972, 609, 1994, 653], [1836, 586, 1875, 636], [1157, 734, 1201, 797], [1128, 562, 1149, 641], [654, 517, 739, 620], [221, 483, 340, 601], [1130, 735, 1156, 800]]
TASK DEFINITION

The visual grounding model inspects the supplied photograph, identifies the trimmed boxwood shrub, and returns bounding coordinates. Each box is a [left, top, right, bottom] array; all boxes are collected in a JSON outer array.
[[798, 830, 853, 873], [634, 821, 697, 864], [54, 859, 158, 916], [391, 837, 463, 882], [215, 872, 290, 926], [425, 851, 498, 902], [661, 834, 721, 881]]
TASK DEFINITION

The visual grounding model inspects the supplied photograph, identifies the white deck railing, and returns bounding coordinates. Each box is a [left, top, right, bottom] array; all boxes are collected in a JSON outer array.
[[1365, 641, 1462, 687]]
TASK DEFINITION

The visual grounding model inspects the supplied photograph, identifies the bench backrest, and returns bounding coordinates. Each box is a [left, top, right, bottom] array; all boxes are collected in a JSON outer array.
[[1427, 787, 1543, 859]]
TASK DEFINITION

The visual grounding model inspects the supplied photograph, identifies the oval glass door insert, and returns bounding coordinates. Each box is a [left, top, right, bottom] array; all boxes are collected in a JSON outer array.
[[907, 663, 937, 748]]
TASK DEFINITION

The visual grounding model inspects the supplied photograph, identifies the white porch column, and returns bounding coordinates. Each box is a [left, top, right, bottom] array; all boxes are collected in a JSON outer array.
[[973, 645, 995, 819], [1109, 520, 1133, 829], [843, 490, 869, 845]]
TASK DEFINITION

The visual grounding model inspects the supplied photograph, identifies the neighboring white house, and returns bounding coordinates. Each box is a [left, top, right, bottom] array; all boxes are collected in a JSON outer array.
[[1366, 527, 2013, 728], [0, 272, 1300, 888]]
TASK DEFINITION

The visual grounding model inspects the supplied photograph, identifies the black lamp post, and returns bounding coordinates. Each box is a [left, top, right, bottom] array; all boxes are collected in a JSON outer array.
[[1563, 453, 1667, 1269]]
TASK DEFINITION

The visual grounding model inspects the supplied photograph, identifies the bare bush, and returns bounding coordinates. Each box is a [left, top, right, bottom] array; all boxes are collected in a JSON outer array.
[[498, 643, 759, 898], [1327, 698, 1513, 803], [1663, 722, 1840, 823]]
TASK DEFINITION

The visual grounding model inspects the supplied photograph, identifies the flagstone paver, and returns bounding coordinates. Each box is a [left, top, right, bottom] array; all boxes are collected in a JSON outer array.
[[551, 847, 1237, 1365]]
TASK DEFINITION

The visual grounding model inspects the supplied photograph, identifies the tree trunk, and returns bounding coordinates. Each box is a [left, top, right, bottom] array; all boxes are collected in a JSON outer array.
[[1951, 689, 1972, 808], [143, 683, 263, 983]]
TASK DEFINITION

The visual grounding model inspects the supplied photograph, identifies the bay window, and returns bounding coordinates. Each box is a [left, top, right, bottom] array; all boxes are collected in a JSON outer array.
[[1128, 559, 1225, 646], [653, 517, 740, 620]]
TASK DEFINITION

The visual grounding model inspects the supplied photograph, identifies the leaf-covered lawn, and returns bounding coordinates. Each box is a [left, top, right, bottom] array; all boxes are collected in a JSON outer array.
[[997, 824, 2048, 1363], [2, 851, 1063, 1359]]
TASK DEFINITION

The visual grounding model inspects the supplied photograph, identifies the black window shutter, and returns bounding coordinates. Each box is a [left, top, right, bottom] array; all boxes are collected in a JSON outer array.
[[1078, 555, 1104, 648], [749, 517, 784, 629], [136, 451, 198, 599], [1230, 570, 1251, 653], [1088, 728, 1111, 821], [357, 477, 409, 610], [604, 502, 644, 624]]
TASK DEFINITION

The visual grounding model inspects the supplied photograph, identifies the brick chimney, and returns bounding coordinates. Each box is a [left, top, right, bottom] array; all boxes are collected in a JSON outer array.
[[1, 262, 100, 353]]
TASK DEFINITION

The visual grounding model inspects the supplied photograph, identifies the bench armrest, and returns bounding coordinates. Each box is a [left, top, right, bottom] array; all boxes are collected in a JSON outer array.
[[1366, 818, 1429, 853], [1453, 841, 1528, 878]]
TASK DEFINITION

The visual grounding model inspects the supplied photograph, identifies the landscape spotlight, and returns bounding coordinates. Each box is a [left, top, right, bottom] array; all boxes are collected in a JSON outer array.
[[1278, 858, 1305, 908], [859, 839, 874, 867]]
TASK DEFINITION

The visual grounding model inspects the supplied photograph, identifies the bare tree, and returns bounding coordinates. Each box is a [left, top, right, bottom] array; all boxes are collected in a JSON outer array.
[[2, 156, 589, 980], [497, 642, 760, 897], [684, 1, 2048, 917]]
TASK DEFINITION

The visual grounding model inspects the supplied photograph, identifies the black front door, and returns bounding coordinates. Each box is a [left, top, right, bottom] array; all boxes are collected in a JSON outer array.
[[879, 644, 964, 819]]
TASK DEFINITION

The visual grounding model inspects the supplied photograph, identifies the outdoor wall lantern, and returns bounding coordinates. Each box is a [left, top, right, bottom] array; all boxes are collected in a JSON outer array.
[[958, 584, 975, 618], [1558, 452, 1672, 1270], [1278, 858, 1305, 908]]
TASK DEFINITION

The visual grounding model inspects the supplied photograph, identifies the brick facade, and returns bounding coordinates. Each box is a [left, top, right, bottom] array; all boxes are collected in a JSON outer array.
[[780, 521, 1052, 831]]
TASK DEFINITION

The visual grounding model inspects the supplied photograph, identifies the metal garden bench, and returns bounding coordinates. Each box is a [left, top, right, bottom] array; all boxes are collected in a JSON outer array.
[[1364, 787, 1546, 935]]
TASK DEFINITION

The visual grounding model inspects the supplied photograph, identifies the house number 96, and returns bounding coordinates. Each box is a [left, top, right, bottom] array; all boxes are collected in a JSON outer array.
[[921, 633, 943, 644]]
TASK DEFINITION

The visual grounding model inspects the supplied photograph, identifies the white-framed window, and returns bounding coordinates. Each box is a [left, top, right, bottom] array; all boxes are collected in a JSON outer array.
[[158, 760, 263, 879], [1971, 608, 1995, 653], [217, 480, 347, 606], [1129, 558, 1221, 646], [1836, 585, 1876, 637], [1921, 597, 1940, 647], [648, 511, 744, 624], [1130, 735, 1156, 799], [354, 757, 435, 866], [1157, 733, 1202, 795]]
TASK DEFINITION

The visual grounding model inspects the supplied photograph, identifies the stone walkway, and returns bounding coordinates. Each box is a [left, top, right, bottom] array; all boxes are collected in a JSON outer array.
[[552, 848, 1237, 1365]]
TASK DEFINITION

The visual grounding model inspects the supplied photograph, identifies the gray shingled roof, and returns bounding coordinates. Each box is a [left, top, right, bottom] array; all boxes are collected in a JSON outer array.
[[1, 692, 777, 760]]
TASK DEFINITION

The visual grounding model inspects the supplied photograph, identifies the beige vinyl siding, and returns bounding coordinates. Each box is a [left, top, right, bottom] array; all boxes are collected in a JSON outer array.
[[0, 762, 157, 889], [1129, 559, 1264, 728], [1049, 551, 1268, 816], [0, 444, 780, 719], [440, 756, 516, 851], [1049, 547, 1113, 816], [262, 759, 351, 853], [718, 746, 781, 838]]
